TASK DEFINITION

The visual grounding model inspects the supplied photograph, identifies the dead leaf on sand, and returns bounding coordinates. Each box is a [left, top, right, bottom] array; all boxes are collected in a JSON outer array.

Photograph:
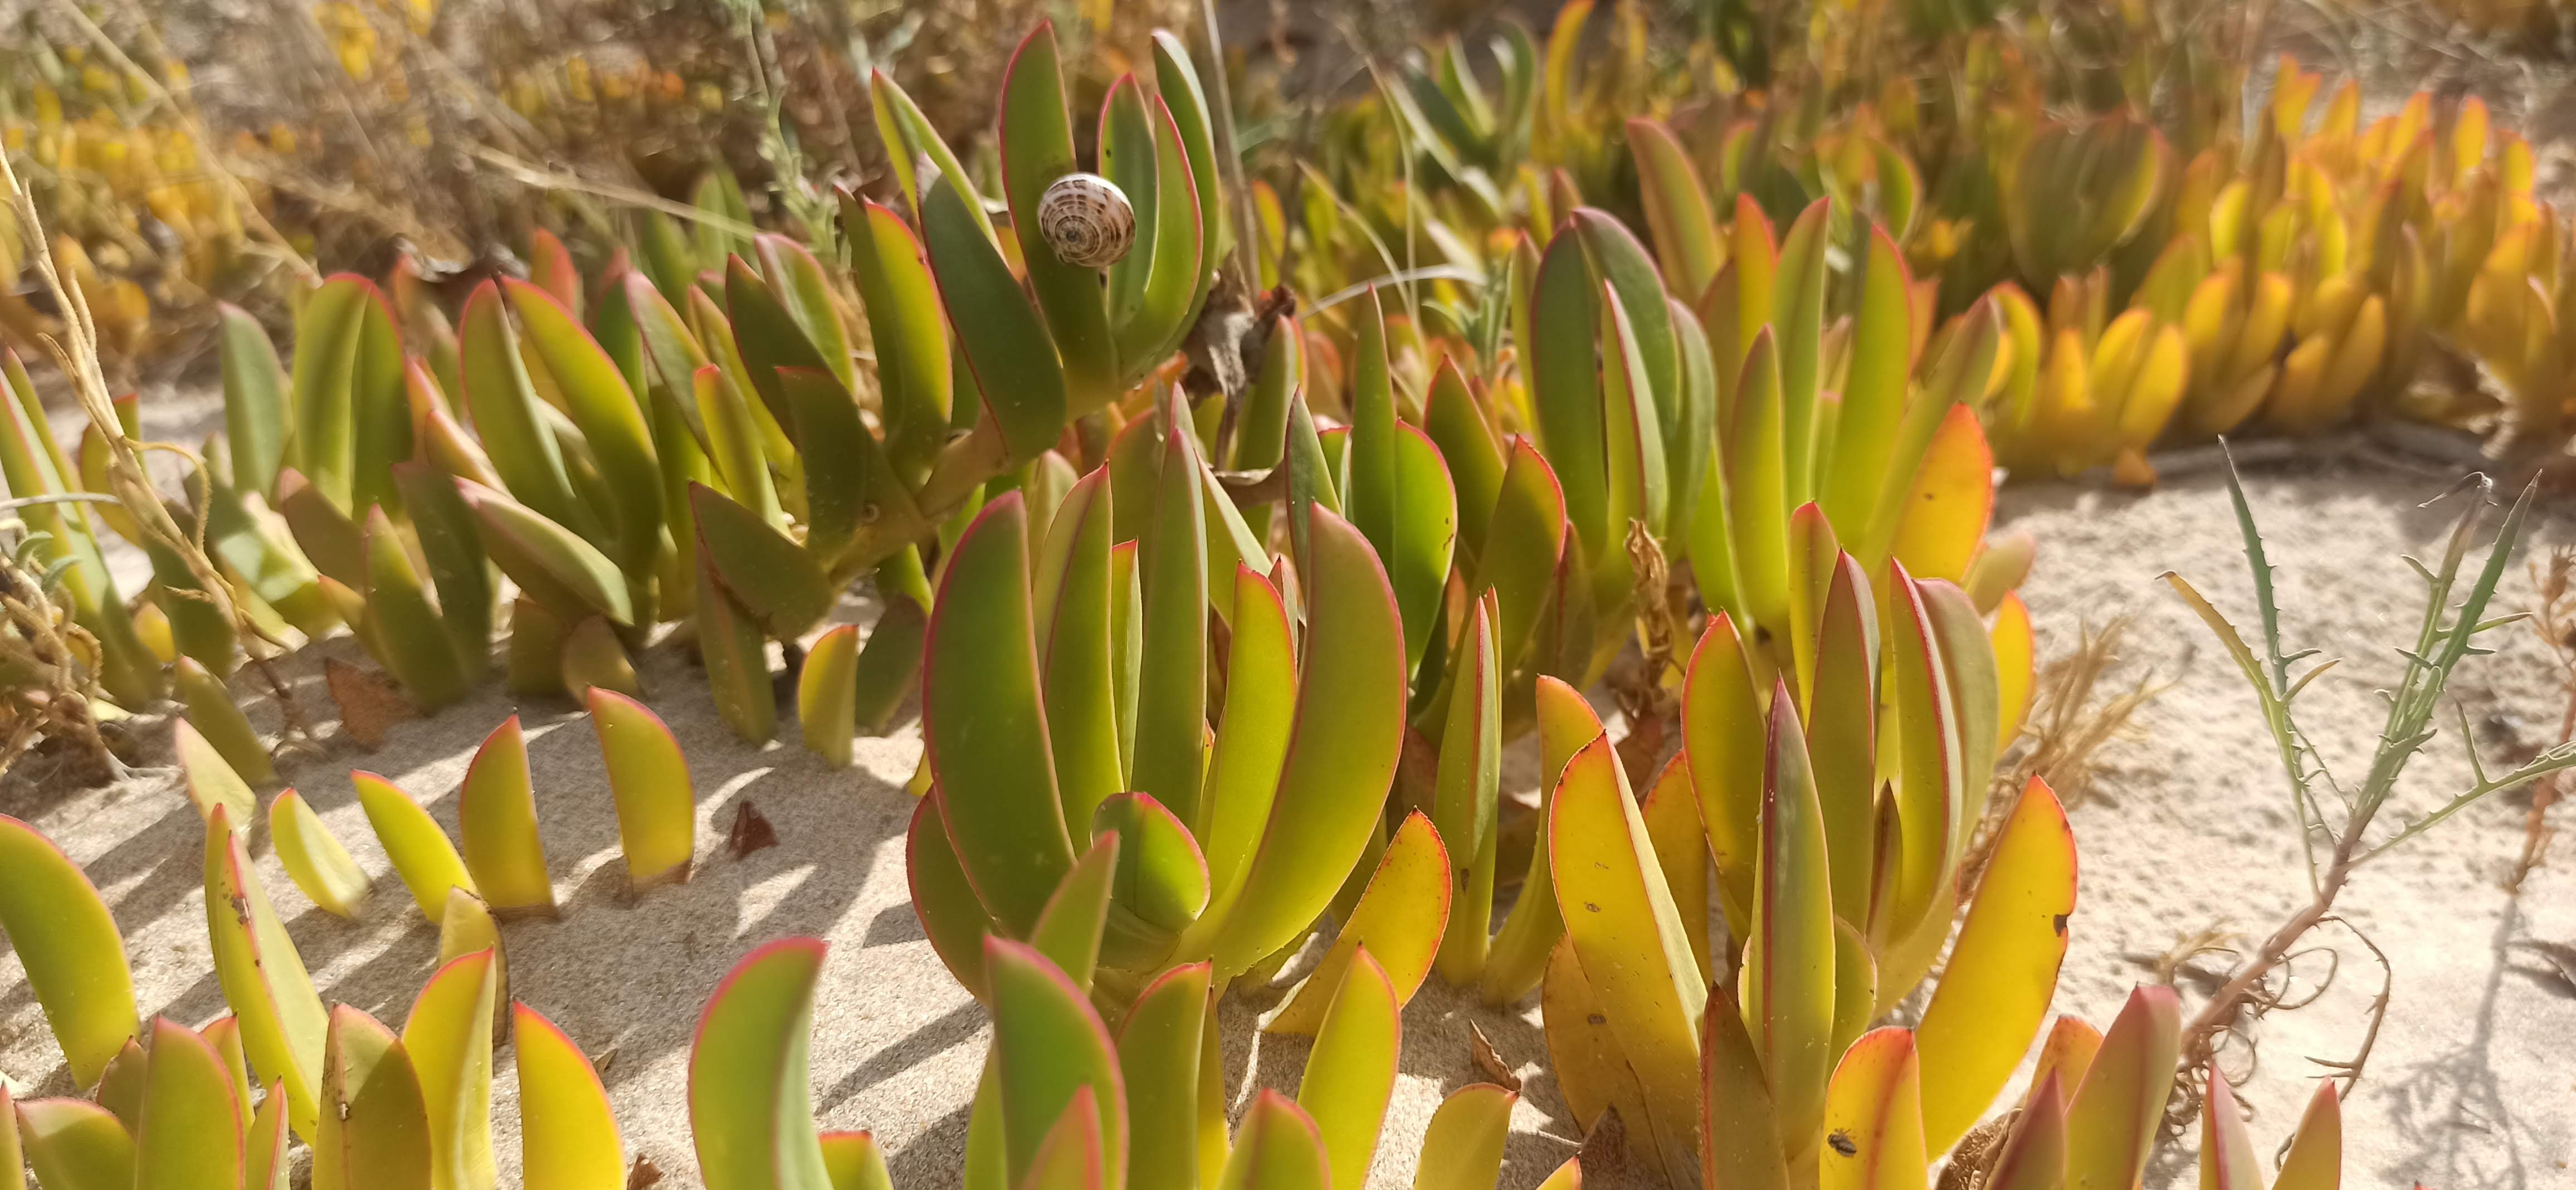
[[726, 799, 778, 859], [324, 658, 414, 749], [1469, 1020, 1521, 1091]]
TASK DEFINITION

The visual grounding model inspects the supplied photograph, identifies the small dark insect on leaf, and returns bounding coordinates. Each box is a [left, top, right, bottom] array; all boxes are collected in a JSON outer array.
[[1468, 1021, 1521, 1092], [625, 1155, 663, 1190], [726, 800, 778, 859], [1827, 1130, 1859, 1158]]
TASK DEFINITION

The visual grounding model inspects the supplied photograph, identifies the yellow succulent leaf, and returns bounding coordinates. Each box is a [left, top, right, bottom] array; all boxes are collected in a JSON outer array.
[[510, 1004, 624, 1190], [1265, 811, 1450, 1035], [1818, 1028, 1926, 1190], [403, 950, 499, 1190], [456, 717, 555, 919], [270, 790, 372, 918], [1914, 778, 2077, 1154], [2272, 1081, 2343, 1190], [1989, 593, 2036, 753], [1554, 732, 1706, 1182], [1888, 405, 1996, 586], [353, 771, 477, 921]]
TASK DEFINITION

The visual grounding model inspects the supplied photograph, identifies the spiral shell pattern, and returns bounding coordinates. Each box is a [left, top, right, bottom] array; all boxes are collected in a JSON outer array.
[[1037, 173, 1136, 269]]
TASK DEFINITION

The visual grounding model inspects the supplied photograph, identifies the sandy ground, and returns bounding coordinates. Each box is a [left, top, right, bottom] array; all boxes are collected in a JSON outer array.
[[4, 386, 2575, 1188]]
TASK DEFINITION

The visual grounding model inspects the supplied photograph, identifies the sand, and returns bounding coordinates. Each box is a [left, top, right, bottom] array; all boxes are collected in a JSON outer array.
[[5, 392, 2575, 1188]]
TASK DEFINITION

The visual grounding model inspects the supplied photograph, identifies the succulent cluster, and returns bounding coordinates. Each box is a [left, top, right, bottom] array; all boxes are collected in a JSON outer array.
[[20, 4, 2561, 1188]]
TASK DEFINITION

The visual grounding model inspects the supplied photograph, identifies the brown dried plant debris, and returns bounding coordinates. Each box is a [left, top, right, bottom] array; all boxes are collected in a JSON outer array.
[[1467, 1020, 1521, 1092], [324, 657, 416, 749], [726, 799, 778, 859], [1962, 616, 2164, 886], [2511, 546, 2574, 891]]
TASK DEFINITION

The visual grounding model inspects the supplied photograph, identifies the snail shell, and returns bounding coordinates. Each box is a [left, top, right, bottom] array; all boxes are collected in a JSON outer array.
[[1038, 173, 1136, 269]]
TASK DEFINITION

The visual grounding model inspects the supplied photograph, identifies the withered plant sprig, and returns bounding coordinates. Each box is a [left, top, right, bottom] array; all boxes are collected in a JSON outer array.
[[2160, 444, 2576, 1114]]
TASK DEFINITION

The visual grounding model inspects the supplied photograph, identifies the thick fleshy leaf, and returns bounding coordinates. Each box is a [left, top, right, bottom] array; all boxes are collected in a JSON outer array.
[[94, 1039, 145, 1129], [1135, 427, 1210, 828], [1991, 592, 2036, 753], [1036, 469, 1124, 827], [1090, 792, 1208, 939], [245, 1079, 289, 1190], [777, 368, 896, 574], [457, 717, 555, 919], [921, 173, 1068, 466], [1481, 677, 1603, 1005], [203, 805, 325, 1140], [455, 478, 633, 625], [691, 938, 832, 1190], [270, 789, 372, 918], [799, 623, 861, 767], [14, 1099, 133, 1190], [508, 279, 662, 571], [1746, 684, 1837, 1161], [1702, 982, 1791, 1190], [2061, 986, 2182, 1190], [1218, 1091, 1328, 1190], [819, 1131, 894, 1190], [1109, 95, 1205, 380], [318, 1006, 432, 1190], [132, 1018, 242, 1190], [513, 1003, 624, 1190], [1682, 613, 1764, 934], [353, 772, 477, 920], [725, 256, 832, 428], [1982, 1073, 2066, 1190], [689, 358, 783, 526], [277, 468, 365, 588], [1469, 437, 1569, 677], [1023, 1087, 1107, 1190], [907, 799, 996, 1001], [1198, 564, 1297, 909], [587, 689, 696, 891], [1818, 227, 1918, 548], [363, 508, 471, 709], [1192, 508, 1405, 978], [1916, 778, 2076, 1153], [404, 950, 498, 1190], [1773, 201, 1831, 500], [925, 493, 1075, 935], [1553, 735, 1705, 1183], [998, 23, 1118, 409], [2199, 1072, 2261, 1190], [1641, 753, 1713, 980], [1882, 565, 1962, 942], [1528, 231, 1605, 554], [434, 892, 504, 1028], [1410, 1083, 1516, 1190], [852, 594, 928, 735], [1805, 551, 1879, 929], [1115, 962, 1211, 1190], [1296, 948, 1401, 1190], [458, 282, 587, 537], [1818, 1027, 1925, 1190], [1886, 405, 1994, 588], [1540, 934, 1648, 1147], [1392, 421, 1461, 672], [1922, 581, 2001, 831], [696, 553, 777, 744], [201, 1017, 252, 1129], [392, 461, 494, 675], [691, 482, 832, 638], [218, 302, 290, 498], [1432, 599, 1502, 984], [1728, 331, 1792, 633], [1422, 360, 1504, 561], [171, 658, 269, 783], [2273, 1081, 2341, 1190], [1269, 812, 1451, 1033], [1029, 835, 1119, 993], [172, 718, 256, 833], [1629, 119, 1723, 298], [286, 277, 369, 510], [843, 196, 950, 481], [988, 939, 1128, 1190], [559, 616, 640, 701]]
